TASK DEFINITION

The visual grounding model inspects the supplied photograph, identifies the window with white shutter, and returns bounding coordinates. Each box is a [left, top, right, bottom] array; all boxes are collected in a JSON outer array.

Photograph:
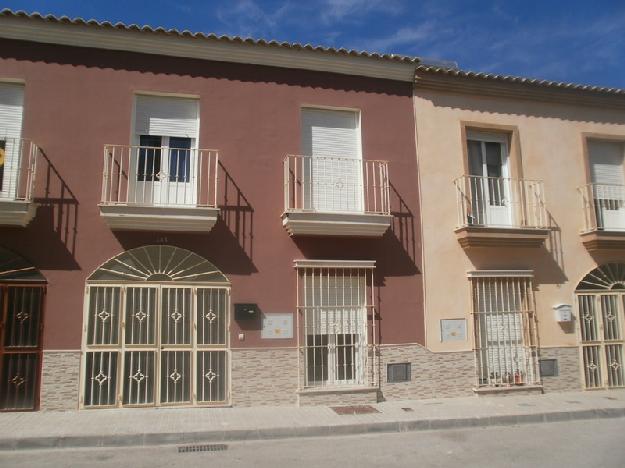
[[296, 261, 376, 388], [470, 272, 539, 387], [300, 108, 364, 213], [0, 83, 25, 199], [588, 140, 625, 230], [130, 95, 200, 206]]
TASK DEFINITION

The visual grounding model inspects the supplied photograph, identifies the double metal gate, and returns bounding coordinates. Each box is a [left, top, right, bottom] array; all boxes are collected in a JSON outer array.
[[82, 284, 229, 408], [577, 293, 625, 389], [0, 285, 45, 411]]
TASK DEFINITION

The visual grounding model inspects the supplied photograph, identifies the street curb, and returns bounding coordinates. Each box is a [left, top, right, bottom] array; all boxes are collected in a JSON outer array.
[[2, 407, 625, 451]]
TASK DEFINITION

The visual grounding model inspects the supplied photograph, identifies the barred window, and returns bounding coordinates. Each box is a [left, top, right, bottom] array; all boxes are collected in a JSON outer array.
[[295, 260, 376, 388], [470, 272, 539, 387]]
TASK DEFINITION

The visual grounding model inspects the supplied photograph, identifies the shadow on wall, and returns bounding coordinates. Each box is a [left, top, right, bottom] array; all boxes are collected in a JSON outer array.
[[3, 149, 81, 270], [422, 91, 625, 125], [113, 162, 257, 276], [1, 39, 411, 98]]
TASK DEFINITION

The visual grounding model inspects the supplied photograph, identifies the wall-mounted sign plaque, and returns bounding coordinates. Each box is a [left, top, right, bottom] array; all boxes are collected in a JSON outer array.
[[440, 319, 467, 342], [261, 313, 293, 339]]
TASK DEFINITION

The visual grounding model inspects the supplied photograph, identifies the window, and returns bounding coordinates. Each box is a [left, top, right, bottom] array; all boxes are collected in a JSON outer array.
[[131, 95, 199, 206], [587, 140, 625, 231], [296, 260, 376, 388], [300, 108, 363, 213], [470, 272, 539, 387], [82, 246, 230, 408], [0, 82, 24, 200], [466, 131, 512, 227]]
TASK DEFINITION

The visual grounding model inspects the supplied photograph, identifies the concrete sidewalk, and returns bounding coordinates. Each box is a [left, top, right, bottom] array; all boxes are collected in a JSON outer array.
[[1, 390, 624, 450]]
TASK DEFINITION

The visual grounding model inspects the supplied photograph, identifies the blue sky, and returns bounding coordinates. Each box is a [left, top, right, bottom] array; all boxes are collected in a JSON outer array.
[[3, 0, 625, 88]]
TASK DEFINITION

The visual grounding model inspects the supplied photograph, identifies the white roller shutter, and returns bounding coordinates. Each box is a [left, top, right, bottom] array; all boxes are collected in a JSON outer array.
[[589, 140, 625, 186], [0, 82, 24, 139], [134, 95, 198, 139], [300, 108, 363, 212]]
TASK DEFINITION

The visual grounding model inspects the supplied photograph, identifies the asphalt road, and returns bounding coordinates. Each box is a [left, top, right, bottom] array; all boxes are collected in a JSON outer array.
[[1, 418, 623, 468]]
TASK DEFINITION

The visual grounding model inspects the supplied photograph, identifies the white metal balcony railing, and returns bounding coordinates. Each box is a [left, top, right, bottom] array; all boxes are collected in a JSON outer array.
[[283, 154, 390, 215], [0, 137, 39, 203], [454, 175, 547, 229], [579, 183, 625, 232], [101, 145, 219, 208]]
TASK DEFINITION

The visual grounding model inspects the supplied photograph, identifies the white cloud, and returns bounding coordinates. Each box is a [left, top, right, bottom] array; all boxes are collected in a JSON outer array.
[[216, 0, 292, 37], [365, 23, 436, 52], [321, 0, 403, 24]]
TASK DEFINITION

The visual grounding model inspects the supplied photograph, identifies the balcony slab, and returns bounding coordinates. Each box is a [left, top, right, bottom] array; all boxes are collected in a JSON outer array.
[[0, 200, 37, 227], [99, 204, 220, 232], [580, 230, 625, 251], [282, 211, 392, 237], [455, 226, 550, 248]]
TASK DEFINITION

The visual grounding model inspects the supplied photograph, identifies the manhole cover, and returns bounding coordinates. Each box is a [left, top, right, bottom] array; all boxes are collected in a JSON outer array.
[[331, 405, 379, 415], [401, 407, 414, 412], [565, 400, 581, 404]]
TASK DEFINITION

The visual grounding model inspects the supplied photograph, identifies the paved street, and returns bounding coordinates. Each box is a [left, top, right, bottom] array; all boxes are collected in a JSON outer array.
[[1, 418, 623, 468]]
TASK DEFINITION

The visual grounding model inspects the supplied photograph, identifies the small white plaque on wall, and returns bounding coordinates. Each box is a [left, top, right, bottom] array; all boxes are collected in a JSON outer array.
[[261, 313, 293, 339], [440, 319, 467, 342]]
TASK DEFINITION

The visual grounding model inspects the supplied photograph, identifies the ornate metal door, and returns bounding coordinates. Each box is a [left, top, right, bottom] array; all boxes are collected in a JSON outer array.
[[0, 285, 45, 411]]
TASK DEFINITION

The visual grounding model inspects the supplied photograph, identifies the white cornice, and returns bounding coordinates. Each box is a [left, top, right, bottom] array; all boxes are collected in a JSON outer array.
[[467, 270, 533, 278], [294, 259, 376, 269], [0, 16, 416, 82]]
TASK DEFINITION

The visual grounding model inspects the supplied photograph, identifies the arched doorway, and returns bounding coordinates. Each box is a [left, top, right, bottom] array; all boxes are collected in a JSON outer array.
[[0, 247, 46, 411], [81, 245, 230, 408], [576, 264, 625, 389]]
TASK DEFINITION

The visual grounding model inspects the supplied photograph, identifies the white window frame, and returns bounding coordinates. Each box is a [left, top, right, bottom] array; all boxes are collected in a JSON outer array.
[[295, 260, 377, 389], [468, 270, 540, 388]]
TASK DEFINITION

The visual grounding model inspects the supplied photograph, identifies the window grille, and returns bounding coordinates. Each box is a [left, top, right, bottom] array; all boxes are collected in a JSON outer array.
[[470, 273, 539, 387], [295, 261, 376, 388], [82, 285, 229, 408]]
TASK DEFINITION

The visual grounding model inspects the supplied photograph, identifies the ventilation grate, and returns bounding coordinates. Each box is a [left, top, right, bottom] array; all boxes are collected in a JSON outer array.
[[178, 444, 228, 453]]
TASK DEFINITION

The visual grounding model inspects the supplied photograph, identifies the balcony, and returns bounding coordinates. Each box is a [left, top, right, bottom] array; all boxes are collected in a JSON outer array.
[[0, 138, 39, 227], [454, 175, 549, 248], [578, 183, 625, 250], [99, 144, 220, 232], [282, 154, 392, 237]]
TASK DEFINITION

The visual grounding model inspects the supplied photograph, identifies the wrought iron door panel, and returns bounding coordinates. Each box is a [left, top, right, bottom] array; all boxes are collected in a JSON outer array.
[[84, 351, 118, 407]]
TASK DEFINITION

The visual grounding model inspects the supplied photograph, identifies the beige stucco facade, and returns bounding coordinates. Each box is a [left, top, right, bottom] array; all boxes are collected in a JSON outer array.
[[414, 82, 625, 389]]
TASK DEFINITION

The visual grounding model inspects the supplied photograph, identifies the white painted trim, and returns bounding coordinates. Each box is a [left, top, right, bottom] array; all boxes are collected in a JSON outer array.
[[294, 259, 376, 269], [0, 77, 26, 84], [467, 270, 534, 278], [0, 17, 416, 82]]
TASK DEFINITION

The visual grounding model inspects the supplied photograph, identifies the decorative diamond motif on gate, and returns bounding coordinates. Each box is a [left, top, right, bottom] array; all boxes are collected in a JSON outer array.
[[9, 374, 25, 388], [97, 310, 111, 322], [134, 310, 148, 322], [169, 370, 182, 383], [610, 360, 621, 371], [94, 372, 108, 385], [132, 370, 147, 383], [606, 311, 617, 321], [204, 370, 217, 382], [170, 310, 183, 322], [15, 311, 30, 322], [205, 309, 217, 322], [587, 361, 598, 371], [583, 311, 593, 322]]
